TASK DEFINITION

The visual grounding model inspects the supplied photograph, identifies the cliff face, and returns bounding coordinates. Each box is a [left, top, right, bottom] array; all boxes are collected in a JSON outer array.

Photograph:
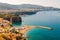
[[12, 16, 22, 25], [12, 16, 22, 22], [4, 16, 22, 22], [3, 14, 22, 24]]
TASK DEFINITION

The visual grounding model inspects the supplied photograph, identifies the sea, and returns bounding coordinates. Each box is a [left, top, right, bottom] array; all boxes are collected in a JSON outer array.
[[14, 11, 60, 40]]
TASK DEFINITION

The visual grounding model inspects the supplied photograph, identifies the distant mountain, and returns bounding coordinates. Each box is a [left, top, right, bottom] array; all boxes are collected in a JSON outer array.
[[0, 3, 14, 10], [0, 2, 60, 10]]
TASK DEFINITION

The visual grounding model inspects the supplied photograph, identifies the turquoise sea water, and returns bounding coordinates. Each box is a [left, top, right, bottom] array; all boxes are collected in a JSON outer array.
[[15, 11, 60, 40]]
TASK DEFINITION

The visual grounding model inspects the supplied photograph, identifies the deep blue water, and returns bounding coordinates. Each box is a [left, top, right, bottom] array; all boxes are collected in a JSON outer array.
[[14, 11, 60, 40], [21, 11, 60, 40]]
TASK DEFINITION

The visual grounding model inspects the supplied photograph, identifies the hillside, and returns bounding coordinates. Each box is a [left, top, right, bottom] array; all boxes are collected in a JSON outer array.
[[0, 3, 60, 10]]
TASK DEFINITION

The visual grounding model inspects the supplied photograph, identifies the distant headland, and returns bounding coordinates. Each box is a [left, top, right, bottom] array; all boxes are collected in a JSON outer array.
[[0, 2, 60, 11], [0, 3, 60, 15]]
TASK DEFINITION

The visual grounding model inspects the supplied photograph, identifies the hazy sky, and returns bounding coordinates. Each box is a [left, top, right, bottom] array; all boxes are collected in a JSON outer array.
[[0, 0, 60, 8]]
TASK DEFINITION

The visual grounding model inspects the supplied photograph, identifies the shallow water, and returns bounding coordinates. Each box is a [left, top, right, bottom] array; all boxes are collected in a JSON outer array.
[[21, 11, 60, 40]]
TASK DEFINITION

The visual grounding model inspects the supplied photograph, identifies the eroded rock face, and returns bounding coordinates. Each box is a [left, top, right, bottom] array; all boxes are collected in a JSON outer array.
[[3, 16, 22, 24], [12, 16, 22, 22]]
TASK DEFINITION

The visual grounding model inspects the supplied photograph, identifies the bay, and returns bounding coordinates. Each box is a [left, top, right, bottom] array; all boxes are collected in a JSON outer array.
[[15, 11, 60, 40]]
